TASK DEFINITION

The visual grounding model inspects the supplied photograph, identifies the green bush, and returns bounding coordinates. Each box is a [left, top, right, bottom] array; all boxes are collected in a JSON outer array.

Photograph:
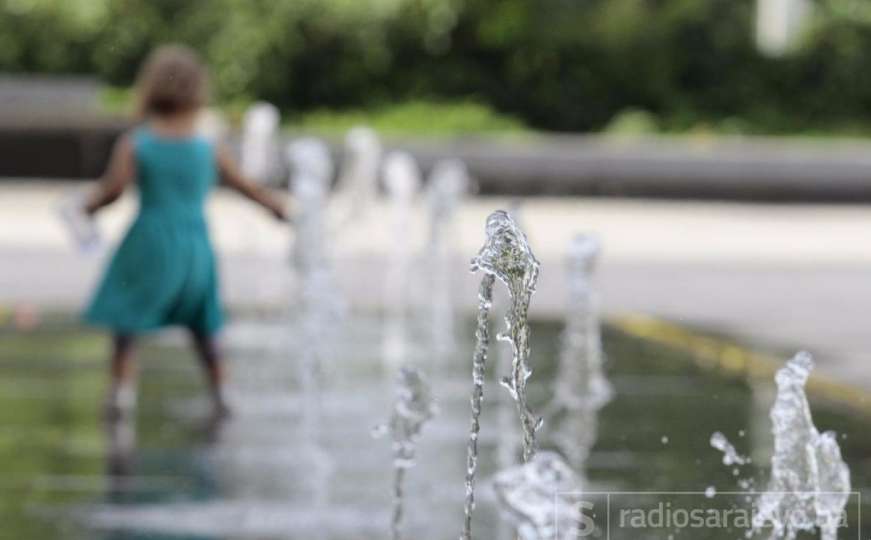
[[5, 0, 871, 135]]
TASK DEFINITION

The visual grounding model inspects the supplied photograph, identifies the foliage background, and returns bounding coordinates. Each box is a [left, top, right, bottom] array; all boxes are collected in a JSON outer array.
[[1, 0, 869, 134]]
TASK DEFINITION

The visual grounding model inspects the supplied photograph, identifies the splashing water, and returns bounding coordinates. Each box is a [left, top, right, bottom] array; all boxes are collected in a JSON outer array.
[[463, 210, 541, 540], [548, 234, 613, 472], [492, 451, 583, 540], [752, 352, 851, 540], [426, 160, 470, 361], [373, 367, 438, 540], [710, 432, 749, 466]]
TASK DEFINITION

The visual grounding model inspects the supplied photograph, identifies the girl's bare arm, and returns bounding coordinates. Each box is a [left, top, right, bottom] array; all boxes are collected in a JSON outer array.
[[85, 134, 136, 215], [216, 145, 288, 221]]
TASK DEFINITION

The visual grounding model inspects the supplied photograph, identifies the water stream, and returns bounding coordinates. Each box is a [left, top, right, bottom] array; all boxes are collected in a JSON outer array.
[[425, 159, 469, 362], [547, 234, 613, 475], [286, 138, 341, 446], [330, 126, 382, 232], [382, 151, 422, 370], [374, 366, 438, 540], [240, 102, 280, 184], [463, 210, 541, 540]]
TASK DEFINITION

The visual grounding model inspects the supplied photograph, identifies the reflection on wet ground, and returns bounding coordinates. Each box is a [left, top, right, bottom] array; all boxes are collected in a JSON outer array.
[[0, 314, 868, 539]]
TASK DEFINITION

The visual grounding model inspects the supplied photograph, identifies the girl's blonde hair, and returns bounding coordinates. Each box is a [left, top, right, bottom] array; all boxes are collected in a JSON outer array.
[[135, 45, 209, 118]]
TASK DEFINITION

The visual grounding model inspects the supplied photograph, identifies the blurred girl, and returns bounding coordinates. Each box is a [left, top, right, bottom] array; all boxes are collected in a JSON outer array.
[[83, 45, 286, 418]]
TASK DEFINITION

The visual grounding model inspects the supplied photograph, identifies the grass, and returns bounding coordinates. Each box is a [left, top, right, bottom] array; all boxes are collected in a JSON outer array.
[[100, 86, 134, 116], [288, 100, 528, 137], [602, 107, 871, 140], [99, 87, 529, 137], [102, 85, 871, 140]]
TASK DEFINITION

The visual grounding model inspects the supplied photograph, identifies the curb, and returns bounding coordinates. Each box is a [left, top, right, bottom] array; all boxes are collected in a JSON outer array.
[[610, 313, 871, 416]]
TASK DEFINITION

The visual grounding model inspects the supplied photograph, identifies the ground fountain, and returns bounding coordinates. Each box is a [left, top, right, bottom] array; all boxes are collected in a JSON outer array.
[[330, 126, 382, 232], [221, 102, 281, 351], [494, 202, 526, 472], [462, 210, 543, 540], [546, 234, 613, 475], [489, 232, 601, 540], [709, 352, 852, 540], [374, 366, 438, 540], [25, 147, 871, 540], [288, 138, 332, 281], [752, 352, 852, 540], [286, 138, 342, 440], [280, 142, 339, 533], [240, 102, 281, 184], [382, 151, 422, 370], [425, 159, 469, 362], [492, 451, 583, 540]]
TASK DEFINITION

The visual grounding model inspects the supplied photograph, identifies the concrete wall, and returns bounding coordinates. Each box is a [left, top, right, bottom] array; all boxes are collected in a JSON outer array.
[[4, 122, 871, 202]]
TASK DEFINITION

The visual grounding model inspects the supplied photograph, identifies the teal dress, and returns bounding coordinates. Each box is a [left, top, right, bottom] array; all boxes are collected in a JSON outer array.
[[85, 126, 224, 335]]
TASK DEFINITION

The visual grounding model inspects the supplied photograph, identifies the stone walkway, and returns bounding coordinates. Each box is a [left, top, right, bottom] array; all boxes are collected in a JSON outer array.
[[3, 181, 871, 391]]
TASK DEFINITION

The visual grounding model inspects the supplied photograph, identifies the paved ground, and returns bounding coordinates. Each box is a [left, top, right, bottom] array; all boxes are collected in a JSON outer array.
[[3, 181, 871, 391]]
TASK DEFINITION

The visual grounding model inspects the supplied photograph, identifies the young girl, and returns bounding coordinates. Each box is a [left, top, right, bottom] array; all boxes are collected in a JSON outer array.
[[83, 45, 287, 419]]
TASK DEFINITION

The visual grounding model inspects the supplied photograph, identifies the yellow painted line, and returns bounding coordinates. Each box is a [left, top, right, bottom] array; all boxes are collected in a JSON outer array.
[[610, 314, 871, 416]]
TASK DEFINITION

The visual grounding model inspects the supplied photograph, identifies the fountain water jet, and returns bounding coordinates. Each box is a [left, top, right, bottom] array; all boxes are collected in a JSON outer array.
[[494, 202, 526, 471], [288, 139, 332, 273], [241, 102, 280, 184], [382, 151, 422, 370], [331, 126, 382, 231], [226, 103, 280, 350], [373, 366, 438, 540], [752, 352, 851, 540], [286, 139, 342, 441], [462, 210, 541, 540], [547, 234, 612, 474], [425, 159, 470, 362]]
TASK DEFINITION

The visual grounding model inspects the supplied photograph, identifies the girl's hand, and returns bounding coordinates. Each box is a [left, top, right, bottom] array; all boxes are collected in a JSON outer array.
[[217, 145, 291, 224], [270, 202, 290, 223]]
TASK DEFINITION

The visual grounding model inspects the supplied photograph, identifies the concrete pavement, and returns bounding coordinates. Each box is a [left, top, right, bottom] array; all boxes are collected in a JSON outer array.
[[3, 181, 871, 391]]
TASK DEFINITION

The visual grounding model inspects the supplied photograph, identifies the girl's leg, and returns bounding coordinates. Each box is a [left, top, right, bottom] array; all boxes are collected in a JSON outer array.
[[106, 334, 137, 419], [190, 330, 231, 417]]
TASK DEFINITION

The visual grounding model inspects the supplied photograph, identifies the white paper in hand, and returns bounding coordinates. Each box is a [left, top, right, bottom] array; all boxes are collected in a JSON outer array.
[[58, 192, 102, 254]]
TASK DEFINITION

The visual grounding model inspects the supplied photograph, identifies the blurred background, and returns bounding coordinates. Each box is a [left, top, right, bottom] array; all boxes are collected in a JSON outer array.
[[3, 0, 871, 539], [2, 0, 870, 135], [3, 0, 871, 375]]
